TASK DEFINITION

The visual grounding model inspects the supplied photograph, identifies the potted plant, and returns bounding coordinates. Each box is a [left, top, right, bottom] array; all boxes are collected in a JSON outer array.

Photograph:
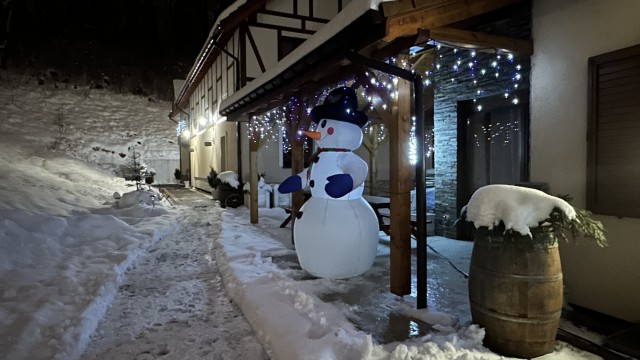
[[459, 184, 606, 359], [144, 169, 155, 185], [174, 168, 182, 184]]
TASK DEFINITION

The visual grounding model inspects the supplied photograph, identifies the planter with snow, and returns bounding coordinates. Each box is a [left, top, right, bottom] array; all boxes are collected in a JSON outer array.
[[461, 184, 606, 359], [216, 171, 243, 208]]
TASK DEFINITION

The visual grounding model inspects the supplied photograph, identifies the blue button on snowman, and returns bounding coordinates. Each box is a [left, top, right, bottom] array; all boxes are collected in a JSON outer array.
[[278, 87, 379, 279]]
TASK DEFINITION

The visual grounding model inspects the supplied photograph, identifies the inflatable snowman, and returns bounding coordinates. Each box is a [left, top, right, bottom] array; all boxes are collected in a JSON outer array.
[[278, 87, 379, 279]]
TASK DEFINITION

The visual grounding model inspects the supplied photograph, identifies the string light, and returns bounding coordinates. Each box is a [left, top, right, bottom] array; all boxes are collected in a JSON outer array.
[[239, 43, 526, 165], [176, 120, 187, 137]]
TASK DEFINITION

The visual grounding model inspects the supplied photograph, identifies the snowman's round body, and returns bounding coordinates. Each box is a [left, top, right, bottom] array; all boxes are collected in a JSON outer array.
[[293, 120, 379, 279]]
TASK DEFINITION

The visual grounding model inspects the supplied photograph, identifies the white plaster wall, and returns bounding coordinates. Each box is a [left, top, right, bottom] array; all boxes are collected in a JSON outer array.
[[249, 27, 278, 73], [531, 0, 640, 322], [238, 123, 289, 184]]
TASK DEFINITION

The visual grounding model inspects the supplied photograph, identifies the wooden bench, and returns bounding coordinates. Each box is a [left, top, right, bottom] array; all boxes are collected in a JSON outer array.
[[363, 195, 434, 237]]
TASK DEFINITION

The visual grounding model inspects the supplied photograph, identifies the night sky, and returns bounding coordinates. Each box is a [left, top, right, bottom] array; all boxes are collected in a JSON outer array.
[[1, 0, 233, 100]]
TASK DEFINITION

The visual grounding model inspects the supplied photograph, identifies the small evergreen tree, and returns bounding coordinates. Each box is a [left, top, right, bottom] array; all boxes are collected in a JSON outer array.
[[122, 145, 147, 190]]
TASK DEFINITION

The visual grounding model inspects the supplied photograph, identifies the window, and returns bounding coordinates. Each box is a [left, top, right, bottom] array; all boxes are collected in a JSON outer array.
[[458, 90, 530, 196], [587, 44, 640, 217]]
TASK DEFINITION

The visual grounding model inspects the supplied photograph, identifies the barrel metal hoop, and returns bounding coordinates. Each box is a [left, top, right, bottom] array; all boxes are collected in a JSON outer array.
[[470, 300, 562, 323], [470, 265, 563, 282]]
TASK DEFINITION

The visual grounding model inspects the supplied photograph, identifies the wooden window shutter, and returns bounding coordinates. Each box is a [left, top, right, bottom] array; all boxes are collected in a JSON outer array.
[[587, 44, 640, 217]]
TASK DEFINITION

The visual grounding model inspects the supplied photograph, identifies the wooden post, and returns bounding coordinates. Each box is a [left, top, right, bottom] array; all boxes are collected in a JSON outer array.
[[362, 123, 388, 196], [285, 96, 312, 245], [290, 137, 305, 242], [369, 151, 378, 195], [249, 138, 259, 224], [389, 57, 413, 296]]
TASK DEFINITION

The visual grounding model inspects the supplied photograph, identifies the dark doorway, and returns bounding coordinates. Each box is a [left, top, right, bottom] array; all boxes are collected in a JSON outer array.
[[457, 89, 530, 239]]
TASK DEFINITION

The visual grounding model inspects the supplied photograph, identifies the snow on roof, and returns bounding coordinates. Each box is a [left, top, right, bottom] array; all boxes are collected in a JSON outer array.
[[464, 184, 576, 236]]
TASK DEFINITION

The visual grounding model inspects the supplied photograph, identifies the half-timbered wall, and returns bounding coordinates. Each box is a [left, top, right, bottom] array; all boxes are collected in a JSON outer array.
[[244, 0, 344, 81], [185, 0, 347, 190]]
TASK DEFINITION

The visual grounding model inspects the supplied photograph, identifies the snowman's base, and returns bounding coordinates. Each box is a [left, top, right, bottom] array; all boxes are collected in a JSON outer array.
[[294, 197, 379, 279]]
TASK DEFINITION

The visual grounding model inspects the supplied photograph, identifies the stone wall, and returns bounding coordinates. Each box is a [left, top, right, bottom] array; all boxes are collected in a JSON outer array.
[[433, 7, 532, 238]]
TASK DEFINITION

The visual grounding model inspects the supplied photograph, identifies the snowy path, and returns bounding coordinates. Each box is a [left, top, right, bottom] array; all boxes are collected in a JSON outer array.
[[81, 199, 268, 360]]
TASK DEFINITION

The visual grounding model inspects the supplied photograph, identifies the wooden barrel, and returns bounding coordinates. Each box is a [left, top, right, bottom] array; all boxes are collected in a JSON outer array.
[[469, 227, 563, 358]]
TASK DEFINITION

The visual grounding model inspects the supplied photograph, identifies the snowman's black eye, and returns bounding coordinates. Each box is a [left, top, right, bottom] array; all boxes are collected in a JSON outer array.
[[320, 120, 327, 128]]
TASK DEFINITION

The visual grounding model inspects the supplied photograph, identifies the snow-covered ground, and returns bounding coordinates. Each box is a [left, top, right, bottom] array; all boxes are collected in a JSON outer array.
[[0, 76, 605, 359]]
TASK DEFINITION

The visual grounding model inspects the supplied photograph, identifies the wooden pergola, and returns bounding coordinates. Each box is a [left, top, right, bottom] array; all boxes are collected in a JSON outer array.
[[220, 0, 533, 308]]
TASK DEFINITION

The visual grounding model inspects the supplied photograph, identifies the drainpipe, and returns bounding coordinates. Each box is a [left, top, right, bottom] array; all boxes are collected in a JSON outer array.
[[345, 50, 428, 309], [168, 105, 190, 124], [211, 42, 243, 182]]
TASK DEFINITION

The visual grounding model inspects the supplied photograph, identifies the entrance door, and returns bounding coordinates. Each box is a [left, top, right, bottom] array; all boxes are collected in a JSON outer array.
[[457, 90, 530, 239]]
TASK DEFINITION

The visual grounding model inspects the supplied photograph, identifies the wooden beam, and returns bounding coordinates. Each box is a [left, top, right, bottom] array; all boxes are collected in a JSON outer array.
[[369, 33, 421, 60], [384, 0, 523, 42], [429, 26, 533, 55], [382, 0, 458, 18]]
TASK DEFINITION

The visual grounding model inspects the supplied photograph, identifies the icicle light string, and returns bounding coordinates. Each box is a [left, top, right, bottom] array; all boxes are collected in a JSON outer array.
[[233, 43, 523, 160]]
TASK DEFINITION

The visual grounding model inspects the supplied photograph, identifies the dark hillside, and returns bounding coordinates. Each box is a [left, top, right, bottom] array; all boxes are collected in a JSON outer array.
[[1, 0, 233, 101]]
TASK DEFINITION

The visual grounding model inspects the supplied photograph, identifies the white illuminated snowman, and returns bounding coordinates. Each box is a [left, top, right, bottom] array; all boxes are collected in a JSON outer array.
[[278, 87, 379, 279]]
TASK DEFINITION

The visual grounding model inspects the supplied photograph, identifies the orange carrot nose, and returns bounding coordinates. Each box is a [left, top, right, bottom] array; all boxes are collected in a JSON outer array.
[[303, 131, 321, 140]]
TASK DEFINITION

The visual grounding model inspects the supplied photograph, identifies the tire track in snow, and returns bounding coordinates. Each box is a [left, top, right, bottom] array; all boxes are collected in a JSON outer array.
[[81, 199, 268, 360]]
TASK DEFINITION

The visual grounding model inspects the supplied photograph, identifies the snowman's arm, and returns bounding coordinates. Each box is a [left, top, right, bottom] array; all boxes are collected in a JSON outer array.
[[325, 154, 368, 198], [277, 168, 309, 194], [337, 153, 368, 189]]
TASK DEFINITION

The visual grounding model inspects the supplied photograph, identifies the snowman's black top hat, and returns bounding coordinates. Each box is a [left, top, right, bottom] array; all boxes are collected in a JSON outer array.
[[310, 87, 368, 128]]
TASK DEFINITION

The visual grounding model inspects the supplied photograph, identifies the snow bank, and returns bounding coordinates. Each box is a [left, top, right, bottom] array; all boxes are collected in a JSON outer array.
[[215, 208, 548, 360]]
